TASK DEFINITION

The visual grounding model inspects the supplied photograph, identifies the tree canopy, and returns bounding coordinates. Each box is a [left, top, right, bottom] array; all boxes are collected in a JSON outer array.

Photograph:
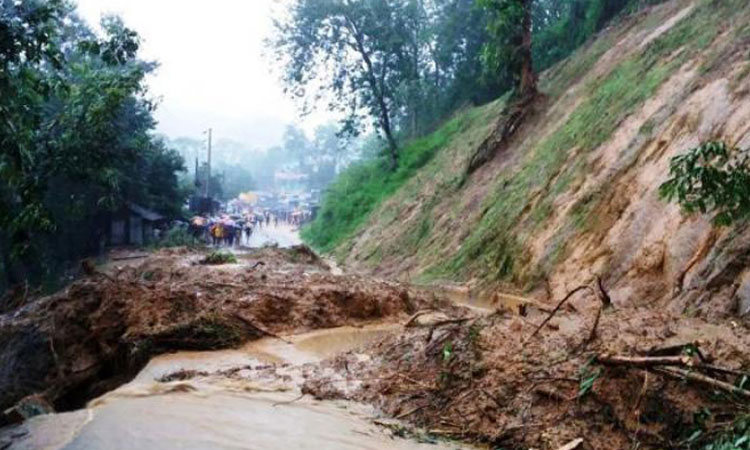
[[1, 1, 186, 292], [271, 0, 642, 171]]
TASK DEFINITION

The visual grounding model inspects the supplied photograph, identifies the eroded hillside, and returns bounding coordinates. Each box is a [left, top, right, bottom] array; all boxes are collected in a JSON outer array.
[[335, 0, 750, 319]]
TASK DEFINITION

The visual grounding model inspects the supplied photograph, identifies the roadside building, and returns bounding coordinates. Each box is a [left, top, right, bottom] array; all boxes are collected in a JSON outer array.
[[108, 203, 166, 246]]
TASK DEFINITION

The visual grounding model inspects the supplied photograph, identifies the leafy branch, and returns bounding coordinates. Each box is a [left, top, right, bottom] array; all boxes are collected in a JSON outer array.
[[660, 141, 750, 226]]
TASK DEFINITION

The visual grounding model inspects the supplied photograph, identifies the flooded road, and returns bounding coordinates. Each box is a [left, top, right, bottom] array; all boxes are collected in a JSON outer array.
[[3, 324, 467, 450], [244, 223, 302, 248]]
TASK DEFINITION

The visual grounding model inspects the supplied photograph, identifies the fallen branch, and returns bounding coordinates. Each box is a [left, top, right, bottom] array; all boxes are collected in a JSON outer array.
[[595, 275, 612, 308], [396, 404, 427, 419], [647, 342, 708, 362], [556, 438, 584, 450], [404, 309, 436, 328], [654, 367, 750, 399], [583, 306, 602, 348], [596, 354, 696, 368], [700, 364, 750, 379], [232, 312, 292, 344], [525, 285, 592, 342], [429, 317, 475, 328]]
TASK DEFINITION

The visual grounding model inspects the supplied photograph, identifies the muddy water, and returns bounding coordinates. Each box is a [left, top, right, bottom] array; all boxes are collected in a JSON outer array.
[[4, 324, 464, 450]]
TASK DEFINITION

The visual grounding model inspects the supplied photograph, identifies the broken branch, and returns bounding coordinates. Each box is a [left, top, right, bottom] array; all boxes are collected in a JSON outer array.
[[232, 312, 293, 344], [596, 354, 696, 368], [526, 285, 592, 342], [654, 367, 750, 399]]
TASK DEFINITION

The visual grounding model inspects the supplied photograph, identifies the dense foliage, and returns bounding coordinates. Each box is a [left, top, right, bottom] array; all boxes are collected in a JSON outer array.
[[272, 0, 641, 173], [302, 105, 487, 252], [660, 141, 750, 226], [300, 0, 649, 251], [270, 0, 506, 169], [1, 1, 186, 293]]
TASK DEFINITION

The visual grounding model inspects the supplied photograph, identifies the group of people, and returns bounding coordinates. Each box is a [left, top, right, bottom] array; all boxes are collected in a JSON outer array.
[[189, 211, 287, 248]]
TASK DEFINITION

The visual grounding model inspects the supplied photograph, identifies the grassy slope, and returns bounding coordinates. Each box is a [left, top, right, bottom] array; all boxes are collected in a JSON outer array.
[[305, 0, 748, 290], [441, 0, 727, 286], [302, 99, 507, 253]]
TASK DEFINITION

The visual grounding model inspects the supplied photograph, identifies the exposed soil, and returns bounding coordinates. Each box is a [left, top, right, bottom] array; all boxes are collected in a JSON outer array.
[[303, 288, 750, 449], [0, 245, 451, 422]]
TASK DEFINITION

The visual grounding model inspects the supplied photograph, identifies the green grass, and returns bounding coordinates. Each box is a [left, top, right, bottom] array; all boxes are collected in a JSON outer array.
[[436, 0, 723, 285], [301, 104, 495, 253]]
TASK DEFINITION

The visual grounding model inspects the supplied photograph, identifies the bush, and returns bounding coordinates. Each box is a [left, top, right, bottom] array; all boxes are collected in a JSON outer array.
[[154, 226, 203, 249], [660, 141, 750, 226], [199, 251, 237, 265]]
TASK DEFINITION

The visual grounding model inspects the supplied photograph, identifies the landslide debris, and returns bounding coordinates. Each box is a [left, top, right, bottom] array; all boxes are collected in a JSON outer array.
[[304, 288, 750, 449], [0, 245, 446, 421]]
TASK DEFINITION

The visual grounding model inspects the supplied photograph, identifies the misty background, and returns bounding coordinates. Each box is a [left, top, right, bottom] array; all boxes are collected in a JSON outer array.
[[75, 0, 362, 200]]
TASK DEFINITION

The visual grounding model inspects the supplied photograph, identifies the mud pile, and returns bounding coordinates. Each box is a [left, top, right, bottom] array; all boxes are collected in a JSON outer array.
[[0, 245, 445, 420], [304, 288, 750, 449]]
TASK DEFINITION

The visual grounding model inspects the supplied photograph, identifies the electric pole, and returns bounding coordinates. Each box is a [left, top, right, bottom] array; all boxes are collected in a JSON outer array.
[[205, 128, 212, 198]]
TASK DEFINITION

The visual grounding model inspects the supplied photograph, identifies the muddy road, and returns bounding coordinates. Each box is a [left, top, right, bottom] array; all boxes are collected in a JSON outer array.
[[1, 244, 750, 449], [0, 246, 467, 449], [4, 325, 460, 450]]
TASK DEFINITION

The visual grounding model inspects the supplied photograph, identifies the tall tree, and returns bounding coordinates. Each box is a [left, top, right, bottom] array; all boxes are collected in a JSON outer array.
[[1, 3, 186, 295], [478, 0, 537, 98], [271, 0, 425, 170]]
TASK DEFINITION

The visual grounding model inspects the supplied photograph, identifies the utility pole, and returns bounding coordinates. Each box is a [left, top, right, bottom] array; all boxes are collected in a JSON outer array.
[[205, 128, 212, 198]]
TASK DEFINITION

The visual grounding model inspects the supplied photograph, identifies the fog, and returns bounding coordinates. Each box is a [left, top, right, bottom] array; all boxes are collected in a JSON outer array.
[[75, 0, 330, 149]]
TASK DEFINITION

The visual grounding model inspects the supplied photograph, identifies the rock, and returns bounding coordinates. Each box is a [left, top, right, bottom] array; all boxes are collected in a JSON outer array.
[[2, 395, 54, 424]]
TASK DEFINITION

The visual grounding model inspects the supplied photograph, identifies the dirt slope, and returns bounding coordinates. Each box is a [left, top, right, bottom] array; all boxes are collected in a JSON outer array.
[[337, 0, 750, 321]]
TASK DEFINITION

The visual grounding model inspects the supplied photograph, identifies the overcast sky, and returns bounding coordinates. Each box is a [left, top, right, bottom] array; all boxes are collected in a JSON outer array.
[[75, 0, 324, 150]]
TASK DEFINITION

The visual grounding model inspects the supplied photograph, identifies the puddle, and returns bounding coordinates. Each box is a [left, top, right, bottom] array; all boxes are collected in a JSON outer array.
[[2, 323, 466, 450]]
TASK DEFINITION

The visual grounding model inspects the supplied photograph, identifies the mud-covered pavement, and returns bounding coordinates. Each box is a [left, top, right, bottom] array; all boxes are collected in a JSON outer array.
[[2, 246, 750, 449], [3, 323, 466, 450], [0, 245, 465, 448]]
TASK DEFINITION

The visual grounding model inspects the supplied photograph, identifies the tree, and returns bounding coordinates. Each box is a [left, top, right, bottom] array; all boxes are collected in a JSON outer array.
[[0, 4, 186, 294], [282, 124, 312, 170], [271, 0, 426, 170], [478, 0, 537, 98], [660, 141, 750, 226]]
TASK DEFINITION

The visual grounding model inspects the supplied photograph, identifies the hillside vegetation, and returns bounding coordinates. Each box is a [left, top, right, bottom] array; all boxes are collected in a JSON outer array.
[[305, 0, 750, 319]]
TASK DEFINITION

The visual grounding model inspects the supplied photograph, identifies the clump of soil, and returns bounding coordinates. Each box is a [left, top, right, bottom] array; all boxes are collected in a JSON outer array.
[[0, 246, 445, 421], [303, 292, 750, 449]]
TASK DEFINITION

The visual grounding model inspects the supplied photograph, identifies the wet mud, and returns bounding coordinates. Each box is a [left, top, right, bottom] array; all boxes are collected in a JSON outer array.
[[0, 246, 451, 421]]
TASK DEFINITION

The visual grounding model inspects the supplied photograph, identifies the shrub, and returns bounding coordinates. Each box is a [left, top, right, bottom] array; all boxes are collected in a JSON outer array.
[[660, 141, 750, 226]]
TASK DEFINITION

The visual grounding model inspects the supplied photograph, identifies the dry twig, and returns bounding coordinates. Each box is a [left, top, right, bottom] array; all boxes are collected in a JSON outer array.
[[596, 354, 697, 368], [654, 367, 750, 399], [526, 285, 592, 342]]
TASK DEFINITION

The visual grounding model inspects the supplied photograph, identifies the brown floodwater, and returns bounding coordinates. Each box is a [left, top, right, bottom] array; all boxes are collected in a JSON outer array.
[[3, 323, 468, 450]]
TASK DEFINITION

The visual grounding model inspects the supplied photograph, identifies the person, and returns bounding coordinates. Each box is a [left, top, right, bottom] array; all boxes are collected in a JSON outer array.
[[244, 222, 253, 243], [226, 224, 235, 247], [210, 222, 224, 246]]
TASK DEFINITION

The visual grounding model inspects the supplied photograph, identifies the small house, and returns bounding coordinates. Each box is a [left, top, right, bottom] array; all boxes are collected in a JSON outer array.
[[108, 203, 166, 246]]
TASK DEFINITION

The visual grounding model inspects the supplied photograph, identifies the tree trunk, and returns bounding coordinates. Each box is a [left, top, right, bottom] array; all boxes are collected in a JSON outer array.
[[345, 17, 400, 170], [382, 119, 399, 170], [519, 0, 536, 98]]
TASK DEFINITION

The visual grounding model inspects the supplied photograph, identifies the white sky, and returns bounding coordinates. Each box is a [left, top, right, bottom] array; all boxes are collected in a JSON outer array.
[[74, 0, 326, 149]]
